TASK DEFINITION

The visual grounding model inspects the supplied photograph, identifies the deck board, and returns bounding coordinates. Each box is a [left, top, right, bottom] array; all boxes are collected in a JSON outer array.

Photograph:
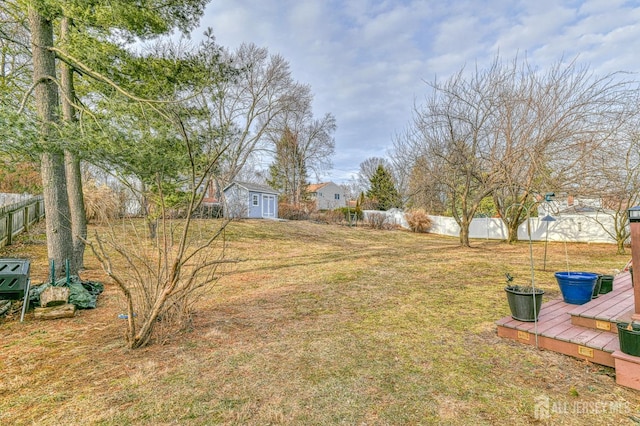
[[543, 320, 577, 338], [604, 337, 622, 352], [569, 273, 632, 317], [496, 271, 634, 367], [554, 325, 593, 342], [599, 300, 635, 321], [587, 332, 619, 351], [575, 291, 631, 318]]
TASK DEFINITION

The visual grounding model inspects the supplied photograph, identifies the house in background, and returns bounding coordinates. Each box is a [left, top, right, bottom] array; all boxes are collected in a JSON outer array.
[[223, 181, 279, 219], [537, 193, 607, 217], [201, 180, 219, 206], [197, 180, 224, 217], [307, 182, 346, 210]]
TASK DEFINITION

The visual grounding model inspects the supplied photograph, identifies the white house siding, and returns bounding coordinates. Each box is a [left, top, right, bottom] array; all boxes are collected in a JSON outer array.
[[312, 182, 346, 210]]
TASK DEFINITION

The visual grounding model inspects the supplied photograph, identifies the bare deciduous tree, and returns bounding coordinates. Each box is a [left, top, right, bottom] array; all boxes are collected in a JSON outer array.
[[398, 56, 637, 246], [587, 123, 640, 254], [391, 126, 447, 213], [491, 59, 634, 242], [412, 64, 502, 247], [267, 101, 336, 205], [205, 43, 311, 189]]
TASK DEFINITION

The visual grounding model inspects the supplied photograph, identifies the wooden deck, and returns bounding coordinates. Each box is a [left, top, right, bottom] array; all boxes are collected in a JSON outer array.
[[496, 272, 635, 374]]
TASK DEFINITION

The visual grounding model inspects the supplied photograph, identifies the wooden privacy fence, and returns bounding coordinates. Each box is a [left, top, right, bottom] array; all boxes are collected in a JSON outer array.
[[0, 196, 45, 248]]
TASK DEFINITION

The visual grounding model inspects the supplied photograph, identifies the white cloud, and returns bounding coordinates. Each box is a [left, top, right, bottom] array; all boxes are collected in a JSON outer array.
[[197, 0, 640, 183]]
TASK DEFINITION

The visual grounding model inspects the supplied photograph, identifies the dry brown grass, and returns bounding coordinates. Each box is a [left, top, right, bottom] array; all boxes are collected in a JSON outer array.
[[405, 208, 433, 233], [1, 220, 639, 425], [83, 180, 121, 224]]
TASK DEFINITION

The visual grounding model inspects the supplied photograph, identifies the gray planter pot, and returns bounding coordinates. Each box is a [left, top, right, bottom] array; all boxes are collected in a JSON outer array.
[[505, 285, 544, 322]]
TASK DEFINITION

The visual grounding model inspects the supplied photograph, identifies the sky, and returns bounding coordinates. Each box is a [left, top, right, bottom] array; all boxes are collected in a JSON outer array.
[[194, 0, 640, 184]]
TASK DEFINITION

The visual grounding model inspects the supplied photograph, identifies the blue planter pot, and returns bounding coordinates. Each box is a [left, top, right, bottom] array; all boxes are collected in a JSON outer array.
[[554, 272, 598, 305]]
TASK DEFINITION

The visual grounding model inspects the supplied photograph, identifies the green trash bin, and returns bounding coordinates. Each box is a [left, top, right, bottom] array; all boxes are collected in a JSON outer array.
[[618, 322, 640, 356]]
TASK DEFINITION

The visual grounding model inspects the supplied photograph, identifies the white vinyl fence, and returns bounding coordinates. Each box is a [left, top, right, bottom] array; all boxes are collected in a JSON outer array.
[[365, 210, 620, 244]]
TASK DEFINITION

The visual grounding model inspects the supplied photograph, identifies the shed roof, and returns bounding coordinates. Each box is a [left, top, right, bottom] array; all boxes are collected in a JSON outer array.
[[223, 181, 279, 195]]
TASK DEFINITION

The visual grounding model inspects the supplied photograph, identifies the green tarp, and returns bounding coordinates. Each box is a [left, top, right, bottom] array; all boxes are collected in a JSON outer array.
[[29, 275, 104, 309]]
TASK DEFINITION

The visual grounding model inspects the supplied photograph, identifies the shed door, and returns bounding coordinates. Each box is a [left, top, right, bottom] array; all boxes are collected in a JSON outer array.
[[262, 194, 276, 218]]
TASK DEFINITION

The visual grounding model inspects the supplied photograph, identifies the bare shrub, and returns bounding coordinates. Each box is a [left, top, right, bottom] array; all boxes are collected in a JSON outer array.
[[366, 212, 390, 230], [310, 209, 345, 224], [83, 180, 121, 223], [405, 209, 432, 233], [86, 217, 236, 348], [279, 202, 309, 220], [326, 209, 347, 224], [151, 282, 205, 342]]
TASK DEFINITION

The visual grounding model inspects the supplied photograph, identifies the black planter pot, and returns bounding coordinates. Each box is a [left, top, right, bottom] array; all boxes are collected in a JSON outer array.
[[617, 322, 640, 356], [599, 275, 614, 294], [591, 274, 602, 299], [505, 285, 544, 322]]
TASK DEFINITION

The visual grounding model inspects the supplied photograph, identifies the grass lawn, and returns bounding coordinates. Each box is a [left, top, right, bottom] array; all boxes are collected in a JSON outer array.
[[1, 219, 639, 425]]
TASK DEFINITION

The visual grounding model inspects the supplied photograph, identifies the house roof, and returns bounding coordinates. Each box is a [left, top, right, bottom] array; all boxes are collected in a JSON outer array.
[[307, 182, 332, 193], [557, 205, 601, 215], [223, 181, 279, 195]]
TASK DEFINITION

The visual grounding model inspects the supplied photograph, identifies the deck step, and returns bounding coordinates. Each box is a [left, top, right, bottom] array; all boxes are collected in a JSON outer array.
[[497, 271, 640, 390], [613, 351, 640, 390], [568, 273, 633, 332], [497, 321, 618, 367]]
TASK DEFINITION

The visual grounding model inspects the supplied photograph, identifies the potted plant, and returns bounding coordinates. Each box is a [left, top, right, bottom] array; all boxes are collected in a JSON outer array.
[[617, 322, 640, 356], [505, 273, 544, 322]]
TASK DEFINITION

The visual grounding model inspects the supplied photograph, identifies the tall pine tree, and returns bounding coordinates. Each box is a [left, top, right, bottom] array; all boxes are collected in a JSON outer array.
[[366, 164, 402, 211]]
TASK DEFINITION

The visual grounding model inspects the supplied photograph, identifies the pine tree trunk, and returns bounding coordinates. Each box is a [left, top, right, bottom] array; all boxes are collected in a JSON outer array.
[[60, 17, 87, 273], [29, 6, 74, 278], [64, 153, 86, 271]]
